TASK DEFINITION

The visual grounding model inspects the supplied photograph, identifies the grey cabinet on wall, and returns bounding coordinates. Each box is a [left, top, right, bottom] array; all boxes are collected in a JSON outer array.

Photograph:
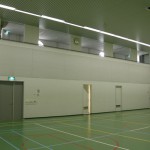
[[0, 81, 23, 121]]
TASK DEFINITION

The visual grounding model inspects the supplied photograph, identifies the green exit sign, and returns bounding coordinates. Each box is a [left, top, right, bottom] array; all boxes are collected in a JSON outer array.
[[8, 76, 15, 81]]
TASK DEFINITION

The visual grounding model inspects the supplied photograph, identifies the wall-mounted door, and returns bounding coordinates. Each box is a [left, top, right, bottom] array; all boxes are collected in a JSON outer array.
[[13, 82, 23, 120], [0, 81, 23, 121], [115, 86, 122, 111], [83, 84, 92, 114], [0, 82, 13, 121]]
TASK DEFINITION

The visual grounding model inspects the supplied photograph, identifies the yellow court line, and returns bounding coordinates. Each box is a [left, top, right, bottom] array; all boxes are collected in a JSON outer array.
[[61, 122, 150, 143], [0, 117, 86, 128], [92, 111, 150, 120], [92, 116, 150, 126], [0, 110, 149, 126]]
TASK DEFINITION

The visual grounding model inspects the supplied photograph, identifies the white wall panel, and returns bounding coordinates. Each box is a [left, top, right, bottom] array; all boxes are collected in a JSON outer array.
[[23, 78, 83, 118], [122, 84, 150, 110], [32, 50, 66, 79], [90, 60, 111, 81], [0, 44, 33, 77], [128, 64, 150, 83], [92, 82, 115, 113], [0, 41, 150, 118], [64, 55, 91, 80], [0, 40, 150, 84], [109, 61, 129, 82]]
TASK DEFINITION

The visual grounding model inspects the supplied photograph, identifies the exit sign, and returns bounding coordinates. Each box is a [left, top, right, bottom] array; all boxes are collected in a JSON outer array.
[[8, 76, 15, 81]]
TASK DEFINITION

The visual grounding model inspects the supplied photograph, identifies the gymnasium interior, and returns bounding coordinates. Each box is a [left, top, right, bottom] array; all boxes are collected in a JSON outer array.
[[0, 0, 150, 149]]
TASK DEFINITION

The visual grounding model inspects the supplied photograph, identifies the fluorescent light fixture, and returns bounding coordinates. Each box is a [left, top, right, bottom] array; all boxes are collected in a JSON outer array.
[[15, 9, 41, 17], [99, 51, 105, 57], [41, 15, 65, 23], [84, 26, 150, 47], [65, 22, 83, 28], [38, 40, 44, 47], [0, 3, 149, 48], [0, 4, 16, 10], [137, 54, 140, 63], [84, 26, 100, 33]]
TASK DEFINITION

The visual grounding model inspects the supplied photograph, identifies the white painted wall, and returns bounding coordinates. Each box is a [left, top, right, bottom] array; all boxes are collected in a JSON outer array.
[[122, 83, 150, 110], [23, 78, 83, 118], [0, 40, 150, 118], [92, 82, 150, 113], [92, 82, 115, 113]]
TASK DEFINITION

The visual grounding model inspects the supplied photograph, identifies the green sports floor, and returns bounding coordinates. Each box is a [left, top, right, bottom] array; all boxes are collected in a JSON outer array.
[[0, 109, 150, 150]]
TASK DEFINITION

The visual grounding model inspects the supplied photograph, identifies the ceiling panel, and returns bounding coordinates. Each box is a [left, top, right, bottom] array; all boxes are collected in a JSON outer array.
[[0, 0, 149, 51]]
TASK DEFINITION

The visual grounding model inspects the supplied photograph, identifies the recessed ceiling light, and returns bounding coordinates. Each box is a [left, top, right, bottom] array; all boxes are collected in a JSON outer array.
[[38, 40, 44, 47], [99, 51, 105, 57]]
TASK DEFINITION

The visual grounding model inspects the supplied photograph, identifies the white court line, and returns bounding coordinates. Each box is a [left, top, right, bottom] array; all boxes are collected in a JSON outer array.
[[29, 124, 150, 150], [29, 147, 45, 150], [129, 126, 150, 132], [12, 131, 50, 150], [29, 123, 150, 150], [0, 136, 20, 150], [61, 121, 150, 138], [35, 123, 129, 150]]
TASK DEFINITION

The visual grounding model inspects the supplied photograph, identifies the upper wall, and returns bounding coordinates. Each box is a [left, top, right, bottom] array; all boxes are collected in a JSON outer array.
[[0, 40, 150, 84]]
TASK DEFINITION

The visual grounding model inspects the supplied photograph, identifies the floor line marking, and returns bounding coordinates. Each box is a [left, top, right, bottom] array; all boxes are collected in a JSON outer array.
[[29, 135, 113, 150], [29, 146, 45, 150], [12, 131, 50, 150], [61, 122, 150, 143], [0, 117, 85, 128], [24, 129, 125, 150], [62, 122, 114, 135], [0, 136, 20, 150], [0, 122, 36, 128], [27, 130, 122, 150], [129, 126, 150, 132], [26, 124, 150, 150], [92, 111, 150, 120], [134, 131, 150, 135], [35, 123, 129, 150], [0, 109, 149, 126], [92, 116, 150, 126]]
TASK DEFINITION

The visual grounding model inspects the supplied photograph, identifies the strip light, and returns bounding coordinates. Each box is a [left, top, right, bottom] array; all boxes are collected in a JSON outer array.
[[15, 9, 41, 17], [41, 15, 65, 23], [0, 3, 150, 48], [65, 22, 83, 28], [0, 4, 15, 10], [84, 26, 150, 47]]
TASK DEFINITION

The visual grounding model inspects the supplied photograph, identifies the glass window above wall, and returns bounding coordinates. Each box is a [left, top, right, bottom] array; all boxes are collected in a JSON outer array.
[[81, 37, 104, 55], [138, 51, 150, 64], [0, 20, 150, 65], [39, 28, 71, 49], [113, 44, 131, 60], [1, 21, 24, 42]]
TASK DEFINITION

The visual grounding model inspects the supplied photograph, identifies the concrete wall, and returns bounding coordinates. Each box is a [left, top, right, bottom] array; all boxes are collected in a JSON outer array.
[[0, 40, 150, 118]]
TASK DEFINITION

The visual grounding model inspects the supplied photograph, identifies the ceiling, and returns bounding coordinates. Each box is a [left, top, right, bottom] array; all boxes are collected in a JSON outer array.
[[0, 0, 150, 52]]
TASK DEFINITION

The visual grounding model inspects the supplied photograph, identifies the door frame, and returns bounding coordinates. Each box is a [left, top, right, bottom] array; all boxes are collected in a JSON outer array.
[[0, 80, 24, 121], [115, 85, 122, 111], [83, 84, 92, 115]]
